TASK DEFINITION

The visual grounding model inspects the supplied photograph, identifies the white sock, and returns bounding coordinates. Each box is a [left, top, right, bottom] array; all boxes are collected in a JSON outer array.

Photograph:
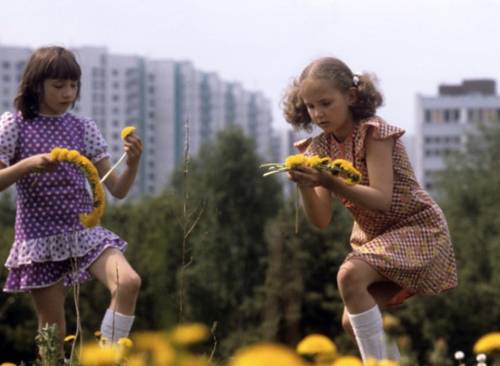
[[347, 305, 387, 362], [100, 308, 135, 342], [384, 336, 401, 360]]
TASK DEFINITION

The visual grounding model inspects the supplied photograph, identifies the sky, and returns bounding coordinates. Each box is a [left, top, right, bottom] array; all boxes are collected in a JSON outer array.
[[2, 0, 500, 135]]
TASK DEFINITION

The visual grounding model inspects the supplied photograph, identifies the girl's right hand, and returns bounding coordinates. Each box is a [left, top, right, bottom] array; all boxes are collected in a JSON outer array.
[[24, 153, 58, 174]]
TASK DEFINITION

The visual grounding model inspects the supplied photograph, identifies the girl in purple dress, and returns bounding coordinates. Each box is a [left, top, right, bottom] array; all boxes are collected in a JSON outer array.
[[0, 46, 143, 355]]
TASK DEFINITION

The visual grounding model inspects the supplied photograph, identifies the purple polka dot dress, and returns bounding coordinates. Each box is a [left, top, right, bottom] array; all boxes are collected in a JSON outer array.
[[0, 111, 127, 293]]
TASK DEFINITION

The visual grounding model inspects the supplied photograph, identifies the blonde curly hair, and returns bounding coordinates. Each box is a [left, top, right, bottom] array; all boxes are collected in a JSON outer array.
[[282, 57, 383, 130]]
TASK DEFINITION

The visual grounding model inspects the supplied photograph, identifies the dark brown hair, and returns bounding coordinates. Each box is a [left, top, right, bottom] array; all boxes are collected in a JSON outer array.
[[282, 57, 383, 130], [14, 46, 81, 120]]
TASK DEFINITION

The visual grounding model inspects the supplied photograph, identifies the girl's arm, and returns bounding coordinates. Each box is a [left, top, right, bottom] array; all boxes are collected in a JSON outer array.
[[326, 130, 394, 212], [95, 133, 143, 199], [297, 185, 333, 228], [0, 154, 56, 192], [289, 128, 394, 215]]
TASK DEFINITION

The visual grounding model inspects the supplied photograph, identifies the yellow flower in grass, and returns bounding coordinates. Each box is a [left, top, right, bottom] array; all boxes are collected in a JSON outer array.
[[121, 126, 136, 140], [117, 337, 134, 348], [1, 363, 17, 366], [50, 147, 105, 228], [79, 343, 121, 365], [64, 334, 76, 342], [296, 333, 337, 356], [284, 154, 308, 169], [474, 332, 500, 354], [132, 331, 174, 365], [378, 360, 399, 366], [230, 343, 307, 366], [169, 323, 210, 345], [177, 354, 211, 366], [331, 355, 363, 366]]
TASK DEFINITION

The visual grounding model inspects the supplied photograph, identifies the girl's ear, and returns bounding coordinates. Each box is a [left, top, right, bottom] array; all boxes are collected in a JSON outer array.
[[348, 87, 357, 106]]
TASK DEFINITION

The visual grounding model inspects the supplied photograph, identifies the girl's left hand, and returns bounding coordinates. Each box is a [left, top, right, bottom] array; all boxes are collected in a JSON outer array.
[[288, 166, 331, 188], [123, 133, 143, 167]]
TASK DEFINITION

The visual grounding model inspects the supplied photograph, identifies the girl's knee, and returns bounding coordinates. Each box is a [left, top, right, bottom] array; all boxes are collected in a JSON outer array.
[[118, 271, 141, 297], [337, 261, 362, 290]]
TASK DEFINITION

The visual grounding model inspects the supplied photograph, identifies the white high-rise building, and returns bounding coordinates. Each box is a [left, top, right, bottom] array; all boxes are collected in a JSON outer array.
[[0, 46, 31, 113], [0, 45, 275, 198], [416, 79, 500, 194]]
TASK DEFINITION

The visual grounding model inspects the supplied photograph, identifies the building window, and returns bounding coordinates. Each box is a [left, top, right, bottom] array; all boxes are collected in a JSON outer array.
[[2, 61, 10, 69], [424, 110, 431, 123]]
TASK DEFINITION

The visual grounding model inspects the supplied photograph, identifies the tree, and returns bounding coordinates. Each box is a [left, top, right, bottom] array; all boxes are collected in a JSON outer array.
[[171, 126, 282, 356]]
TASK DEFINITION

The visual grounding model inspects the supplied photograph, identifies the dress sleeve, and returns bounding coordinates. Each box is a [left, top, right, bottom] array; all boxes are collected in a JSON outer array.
[[0, 112, 18, 166], [354, 116, 405, 160], [82, 118, 110, 163]]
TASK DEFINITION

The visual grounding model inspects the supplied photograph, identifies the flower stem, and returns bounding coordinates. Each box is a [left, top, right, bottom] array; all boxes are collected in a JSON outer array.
[[100, 152, 127, 183]]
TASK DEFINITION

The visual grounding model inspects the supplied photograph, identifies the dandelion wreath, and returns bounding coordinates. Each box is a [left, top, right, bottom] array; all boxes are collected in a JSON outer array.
[[50, 147, 105, 228]]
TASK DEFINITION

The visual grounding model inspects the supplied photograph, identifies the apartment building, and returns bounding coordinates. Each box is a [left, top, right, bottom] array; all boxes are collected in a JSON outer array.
[[0, 45, 275, 198], [416, 79, 500, 193]]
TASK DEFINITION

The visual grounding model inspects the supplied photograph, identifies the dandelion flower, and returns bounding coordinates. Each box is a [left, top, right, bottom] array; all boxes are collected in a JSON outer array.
[[296, 334, 336, 356], [169, 323, 210, 345], [121, 126, 136, 140], [332, 355, 363, 366], [474, 332, 500, 354], [80, 343, 121, 365], [230, 343, 306, 366], [284, 154, 308, 169], [117, 337, 134, 348], [64, 334, 76, 342]]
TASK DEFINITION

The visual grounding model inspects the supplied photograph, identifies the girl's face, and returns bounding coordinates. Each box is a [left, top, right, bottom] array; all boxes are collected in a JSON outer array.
[[300, 78, 356, 140], [39, 79, 78, 116]]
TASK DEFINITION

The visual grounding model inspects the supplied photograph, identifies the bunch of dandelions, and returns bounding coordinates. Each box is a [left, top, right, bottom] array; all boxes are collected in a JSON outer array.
[[50, 147, 105, 228], [261, 154, 362, 185]]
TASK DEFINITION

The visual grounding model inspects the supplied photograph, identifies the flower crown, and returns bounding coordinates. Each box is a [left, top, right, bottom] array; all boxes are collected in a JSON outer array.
[[50, 147, 105, 228]]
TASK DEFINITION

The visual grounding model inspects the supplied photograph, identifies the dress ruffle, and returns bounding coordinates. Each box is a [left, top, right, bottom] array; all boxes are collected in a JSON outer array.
[[353, 116, 405, 160], [5, 227, 126, 268]]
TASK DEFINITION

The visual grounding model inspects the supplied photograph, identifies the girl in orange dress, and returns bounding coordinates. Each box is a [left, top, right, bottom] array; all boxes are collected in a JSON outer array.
[[283, 57, 457, 363]]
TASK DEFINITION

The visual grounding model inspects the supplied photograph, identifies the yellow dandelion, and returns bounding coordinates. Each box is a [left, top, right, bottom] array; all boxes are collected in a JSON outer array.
[[296, 334, 337, 356], [474, 332, 500, 354], [383, 314, 401, 334], [305, 155, 331, 168], [79, 343, 121, 365], [169, 323, 210, 345], [121, 126, 136, 140], [117, 337, 134, 348], [379, 360, 399, 366], [366, 360, 379, 366], [126, 355, 146, 366], [50, 147, 63, 160], [230, 343, 306, 366], [1, 363, 17, 366], [331, 355, 363, 366], [133, 331, 174, 358], [176, 354, 211, 366], [67, 149, 80, 162], [64, 334, 77, 342], [284, 154, 308, 169]]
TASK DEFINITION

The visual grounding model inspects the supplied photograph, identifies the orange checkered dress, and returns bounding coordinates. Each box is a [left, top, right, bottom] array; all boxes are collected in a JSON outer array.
[[301, 116, 458, 304]]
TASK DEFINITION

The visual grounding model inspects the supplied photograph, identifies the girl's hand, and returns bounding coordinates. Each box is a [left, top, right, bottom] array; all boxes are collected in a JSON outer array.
[[24, 153, 58, 173], [123, 133, 143, 168], [287, 166, 331, 188]]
